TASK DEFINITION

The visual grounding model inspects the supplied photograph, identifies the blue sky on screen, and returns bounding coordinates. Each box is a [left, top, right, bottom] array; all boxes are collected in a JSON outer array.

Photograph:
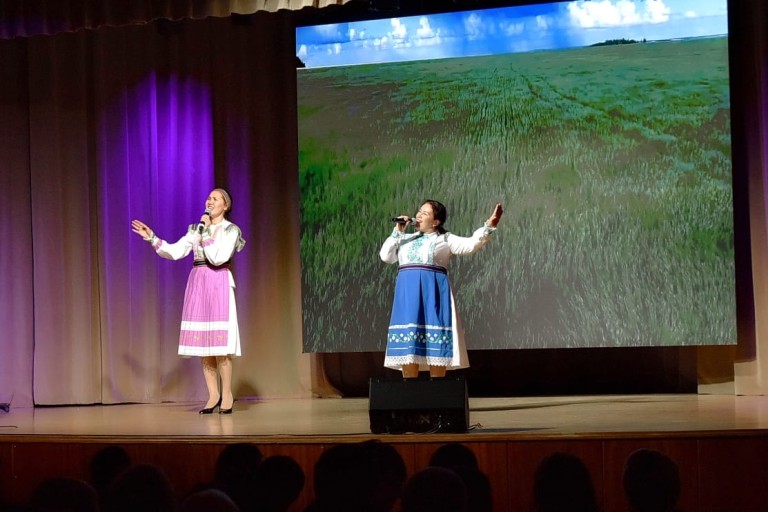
[[296, 0, 728, 68]]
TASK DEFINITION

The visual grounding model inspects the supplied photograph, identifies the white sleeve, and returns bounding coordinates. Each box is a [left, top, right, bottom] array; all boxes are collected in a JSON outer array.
[[379, 228, 407, 264], [153, 228, 195, 261], [446, 225, 496, 256]]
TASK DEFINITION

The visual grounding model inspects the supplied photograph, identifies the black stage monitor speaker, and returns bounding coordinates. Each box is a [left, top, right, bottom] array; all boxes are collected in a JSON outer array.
[[369, 376, 469, 434]]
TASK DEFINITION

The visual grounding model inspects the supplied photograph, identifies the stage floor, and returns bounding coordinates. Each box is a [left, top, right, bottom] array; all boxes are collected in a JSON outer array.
[[3, 393, 768, 442]]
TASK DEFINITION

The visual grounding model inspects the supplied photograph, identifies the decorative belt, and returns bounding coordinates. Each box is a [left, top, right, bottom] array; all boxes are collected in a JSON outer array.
[[193, 261, 231, 270], [398, 263, 447, 274]]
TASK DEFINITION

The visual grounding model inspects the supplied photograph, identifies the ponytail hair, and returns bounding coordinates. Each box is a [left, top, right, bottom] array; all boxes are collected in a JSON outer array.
[[422, 199, 447, 234]]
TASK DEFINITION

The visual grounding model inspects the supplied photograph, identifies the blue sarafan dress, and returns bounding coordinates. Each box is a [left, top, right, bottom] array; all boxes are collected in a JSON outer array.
[[379, 224, 496, 371]]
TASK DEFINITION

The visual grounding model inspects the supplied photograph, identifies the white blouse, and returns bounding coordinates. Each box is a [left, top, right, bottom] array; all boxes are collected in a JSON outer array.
[[153, 219, 245, 271], [379, 225, 495, 268]]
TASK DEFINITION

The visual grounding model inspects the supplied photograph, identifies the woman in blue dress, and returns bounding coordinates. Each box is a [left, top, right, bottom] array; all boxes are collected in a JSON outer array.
[[379, 200, 503, 379]]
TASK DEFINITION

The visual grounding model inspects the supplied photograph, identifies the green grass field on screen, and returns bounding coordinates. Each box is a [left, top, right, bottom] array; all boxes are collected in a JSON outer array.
[[298, 37, 736, 352]]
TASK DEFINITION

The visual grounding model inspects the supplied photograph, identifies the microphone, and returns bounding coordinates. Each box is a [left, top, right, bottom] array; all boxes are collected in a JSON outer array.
[[391, 217, 416, 225], [197, 208, 212, 234]]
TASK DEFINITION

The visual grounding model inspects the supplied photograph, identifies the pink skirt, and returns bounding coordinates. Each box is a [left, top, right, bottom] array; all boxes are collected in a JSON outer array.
[[178, 265, 240, 357]]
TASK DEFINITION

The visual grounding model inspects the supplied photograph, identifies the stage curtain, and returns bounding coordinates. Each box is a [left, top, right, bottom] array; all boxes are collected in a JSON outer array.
[[694, 0, 768, 396], [732, 0, 768, 395], [0, 13, 337, 407], [0, 0, 351, 39], [0, 38, 34, 408]]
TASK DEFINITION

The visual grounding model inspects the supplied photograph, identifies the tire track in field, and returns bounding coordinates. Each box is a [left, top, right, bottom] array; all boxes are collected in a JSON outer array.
[[518, 71, 677, 145]]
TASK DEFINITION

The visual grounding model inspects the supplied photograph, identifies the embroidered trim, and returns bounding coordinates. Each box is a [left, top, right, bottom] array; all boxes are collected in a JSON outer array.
[[225, 223, 246, 252], [384, 355, 456, 367], [388, 322, 451, 331]]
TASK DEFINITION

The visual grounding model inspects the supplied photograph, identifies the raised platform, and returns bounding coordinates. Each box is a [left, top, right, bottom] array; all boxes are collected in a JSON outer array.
[[2, 394, 768, 511]]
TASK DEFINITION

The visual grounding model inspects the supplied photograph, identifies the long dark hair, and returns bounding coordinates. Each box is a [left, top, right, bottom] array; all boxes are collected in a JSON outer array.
[[422, 199, 447, 235]]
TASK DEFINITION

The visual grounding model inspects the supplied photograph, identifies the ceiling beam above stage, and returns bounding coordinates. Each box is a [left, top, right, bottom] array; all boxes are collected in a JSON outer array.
[[0, 0, 560, 40], [0, 0, 353, 39]]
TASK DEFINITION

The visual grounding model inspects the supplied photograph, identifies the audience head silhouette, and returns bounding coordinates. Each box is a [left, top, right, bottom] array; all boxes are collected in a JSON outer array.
[[311, 440, 407, 512], [533, 452, 599, 512], [427, 444, 491, 512], [402, 466, 467, 512], [214, 442, 263, 511], [214, 442, 263, 486], [450, 465, 493, 512], [623, 448, 681, 512], [29, 477, 99, 512], [429, 443, 479, 471], [104, 463, 175, 512], [252, 455, 305, 512], [88, 445, 131, 504], [180, 488, 239, 512]]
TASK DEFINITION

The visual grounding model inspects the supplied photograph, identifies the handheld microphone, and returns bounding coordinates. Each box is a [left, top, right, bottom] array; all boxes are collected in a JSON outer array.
[[391, 217, 416, 225], [197, 208, 212, 234]]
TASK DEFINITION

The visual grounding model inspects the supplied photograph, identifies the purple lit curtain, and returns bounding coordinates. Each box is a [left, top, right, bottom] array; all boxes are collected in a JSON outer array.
[[0, 13, 319, 407]]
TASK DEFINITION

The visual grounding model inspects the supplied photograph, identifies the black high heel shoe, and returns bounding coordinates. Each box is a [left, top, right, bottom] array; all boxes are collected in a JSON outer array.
[[219, 399, 234, 414], [199, 397, 222, 415]]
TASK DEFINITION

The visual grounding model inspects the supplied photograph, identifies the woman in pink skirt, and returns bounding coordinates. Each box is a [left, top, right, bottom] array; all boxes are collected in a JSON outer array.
[[132, 188, 245, 414]]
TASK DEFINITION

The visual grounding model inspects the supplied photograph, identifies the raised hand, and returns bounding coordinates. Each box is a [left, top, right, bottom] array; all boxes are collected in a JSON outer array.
[[131, 219, 154, 239], [486, 203, 503, 228]]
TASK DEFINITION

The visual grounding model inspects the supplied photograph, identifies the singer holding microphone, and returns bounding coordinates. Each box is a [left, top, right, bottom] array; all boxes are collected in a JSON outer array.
[[131, 188, 245, 414], [380, 200, 503, 379]]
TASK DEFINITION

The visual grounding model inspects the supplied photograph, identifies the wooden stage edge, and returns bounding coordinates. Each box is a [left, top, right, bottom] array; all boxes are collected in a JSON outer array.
[[3, 393, 768, 443], [4, 394, 768, 511]]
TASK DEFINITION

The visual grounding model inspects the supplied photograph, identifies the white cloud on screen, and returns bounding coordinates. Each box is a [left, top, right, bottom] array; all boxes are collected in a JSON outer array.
[[646, 0, 672, 22], [567, 0, 671, 28], [414, 17, 443, 46], [390, 19, 407, 40], [417, 17, 434, 38], [502, 21, 525, 37], [465, 13, 485, 40], [315, 23, 344, 40]]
